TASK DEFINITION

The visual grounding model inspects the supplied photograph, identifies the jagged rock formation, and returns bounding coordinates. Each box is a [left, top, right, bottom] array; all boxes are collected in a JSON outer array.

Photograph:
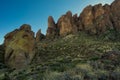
[[46, 0, 120, 36], [57, 11, 77, 36], [79, 4, 112, 34], [111, 0, 120, 30], [4, 24, 35, 69], [36, 29, 45, 42], [2, 0, 120, 69], [46, 16, 58, 38]]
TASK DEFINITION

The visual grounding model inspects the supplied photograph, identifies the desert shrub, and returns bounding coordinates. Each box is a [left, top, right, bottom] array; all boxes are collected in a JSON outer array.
[[99, 28, 120, 41]]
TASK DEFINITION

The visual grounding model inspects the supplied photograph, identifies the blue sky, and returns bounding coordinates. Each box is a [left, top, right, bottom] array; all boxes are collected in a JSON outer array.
[[0, 0, 114, 44]]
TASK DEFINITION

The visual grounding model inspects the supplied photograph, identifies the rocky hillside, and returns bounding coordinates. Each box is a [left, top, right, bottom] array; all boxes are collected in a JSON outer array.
[[1, 32, 120, 80], [0, 0, 120, 80]]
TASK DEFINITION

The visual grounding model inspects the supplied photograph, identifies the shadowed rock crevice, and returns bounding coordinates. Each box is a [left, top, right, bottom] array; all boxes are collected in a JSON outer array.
[[0, 45, 5, 63]]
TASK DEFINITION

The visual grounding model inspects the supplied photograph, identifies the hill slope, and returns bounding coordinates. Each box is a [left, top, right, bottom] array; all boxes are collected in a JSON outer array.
[[1, 32, 120, 80]]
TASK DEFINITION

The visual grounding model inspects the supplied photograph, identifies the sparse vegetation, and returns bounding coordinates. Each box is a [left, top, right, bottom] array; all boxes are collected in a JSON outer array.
[[0, 32, 120, 80]]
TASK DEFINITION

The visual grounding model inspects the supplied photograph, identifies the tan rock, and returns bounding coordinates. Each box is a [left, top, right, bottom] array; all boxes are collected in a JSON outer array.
[[57, 11, 77, 36], [80, 5, 96, 34], [4, 24, 35, 69], [94, 4, 104, 19], [93, 3, 116, 34], [46, 0, 119, 36], [111, 0, 120, 30], [79, 3, 113, 34], [46, 16, 57, 37]]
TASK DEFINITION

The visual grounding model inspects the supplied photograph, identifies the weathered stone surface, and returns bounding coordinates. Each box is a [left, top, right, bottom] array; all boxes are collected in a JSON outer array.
[[111, 0, 120, 30], [46, 0, 120, 36], [80, 5, 95, 34], [57, 11, 77, 36], [93, 4, 112, 34], [94, 4, 104, 19], [4, 24, 35, 69], [73, 14, 82, 31], [46, 16, 57, 37], [20, 24, 31, 31], [36, 29, 45, 42], [79, 3, 114, 34]]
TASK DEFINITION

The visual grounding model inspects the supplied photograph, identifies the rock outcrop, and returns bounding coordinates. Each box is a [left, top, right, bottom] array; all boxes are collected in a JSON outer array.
[[111, 0, 120, 30], [36, 29, 45, 42], [57, 11, 77, 36], [46, 16, 58, 37], [46, 0, 120, 36], [4, 24, 35, 69], [79, 4, 113, 34], [80, 5, 95, 34]]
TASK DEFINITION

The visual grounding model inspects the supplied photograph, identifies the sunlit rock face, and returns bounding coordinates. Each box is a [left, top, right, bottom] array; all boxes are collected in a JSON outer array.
[[4, 24, 35, 69], [79, 4, 113, 34], [80, 5, 95, 34], [57, 11, 77, 36], [79, 0, 120, 34], [111, 0, 120, 30], [46, 0, 120, 36], [46, 16, 57, 38]]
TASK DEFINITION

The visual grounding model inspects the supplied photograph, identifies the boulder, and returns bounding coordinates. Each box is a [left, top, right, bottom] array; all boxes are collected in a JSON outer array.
[[4, 24, 35, 69]]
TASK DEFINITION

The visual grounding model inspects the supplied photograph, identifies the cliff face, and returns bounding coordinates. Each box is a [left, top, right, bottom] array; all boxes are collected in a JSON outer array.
[[80, 4, 112, 34], [46, 0, 120, 36], [57, 11, 77, 36], [111, 0, 120, 30]]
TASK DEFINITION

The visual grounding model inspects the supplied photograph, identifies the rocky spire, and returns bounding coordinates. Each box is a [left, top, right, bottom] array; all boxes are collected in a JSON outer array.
[[57, 11, 77, 36], [45, 0, 120, 36], [36, 29, 45, 42], [46, 16, 57, 37]]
